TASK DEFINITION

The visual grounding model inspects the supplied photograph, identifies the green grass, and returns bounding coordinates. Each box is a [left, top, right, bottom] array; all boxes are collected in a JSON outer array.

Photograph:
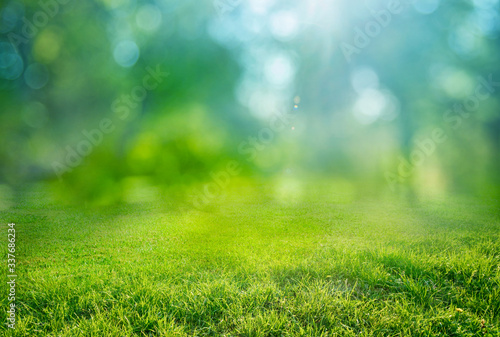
[[1, 180, 499, 336]]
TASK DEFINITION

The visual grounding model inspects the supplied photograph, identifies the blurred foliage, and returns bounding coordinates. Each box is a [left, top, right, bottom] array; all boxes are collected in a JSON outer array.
[[0, 0, 499, 205]]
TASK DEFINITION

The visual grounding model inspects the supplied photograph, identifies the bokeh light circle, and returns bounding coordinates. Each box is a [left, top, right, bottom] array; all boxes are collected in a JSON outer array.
[[136, 5, 162, 32], [113, 40, 140, 68], [0, 42, 23, 80], [24, 63, 49, 89]]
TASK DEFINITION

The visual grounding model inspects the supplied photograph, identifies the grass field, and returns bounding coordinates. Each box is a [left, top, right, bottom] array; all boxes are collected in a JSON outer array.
[[1, 180, 499, 336]]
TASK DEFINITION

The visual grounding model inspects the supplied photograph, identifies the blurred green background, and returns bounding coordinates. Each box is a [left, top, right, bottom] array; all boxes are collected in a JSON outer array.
[[0, 0, 499, 206]]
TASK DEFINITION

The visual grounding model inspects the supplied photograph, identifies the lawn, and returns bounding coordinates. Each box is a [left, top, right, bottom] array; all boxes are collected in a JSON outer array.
[[1, 179, 499, 336]]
